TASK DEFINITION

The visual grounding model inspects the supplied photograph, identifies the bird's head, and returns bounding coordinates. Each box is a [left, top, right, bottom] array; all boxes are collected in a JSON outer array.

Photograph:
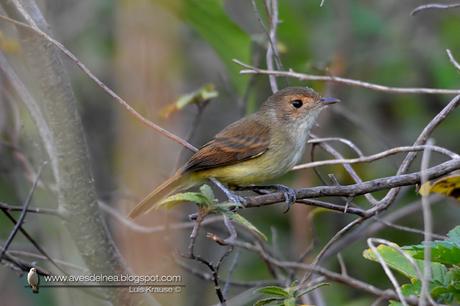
[[262, 87, 339, 128]]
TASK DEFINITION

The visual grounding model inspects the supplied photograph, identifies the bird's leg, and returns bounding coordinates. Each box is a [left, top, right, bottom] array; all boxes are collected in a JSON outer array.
[[210, 178, 246, 208], [241, 184, 297, 213]]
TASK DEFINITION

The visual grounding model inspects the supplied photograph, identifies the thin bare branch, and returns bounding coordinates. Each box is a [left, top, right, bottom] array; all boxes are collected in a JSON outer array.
[[0, 162, 45, 260], [293, 145, 458, 171], [264, 0, 279, 92], [309, 136, 364, 156], [245, 158, 460, 208], [98, 201, 223, 234], [208, 234, 421, 305], [367, 238, 408, 306], [447, 49, 460, 72], [6, 249, 88, 272], [419, 140, 434, 306], [0, 201, 62, 217], [0, 13, 196, 152], [234, 59, 460, 95], [411, 2, 460, 15], [309, 137, 380, 205]]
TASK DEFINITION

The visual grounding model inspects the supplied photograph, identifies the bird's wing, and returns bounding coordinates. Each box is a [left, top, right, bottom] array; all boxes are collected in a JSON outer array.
[[183, 116, 270, 172]]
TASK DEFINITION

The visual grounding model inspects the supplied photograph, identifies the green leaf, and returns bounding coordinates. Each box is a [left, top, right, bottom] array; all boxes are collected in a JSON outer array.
[[402, 226, 460, 266], [401, 280, 420, 297], [447, 226, 460, 245], [295, 282, 329, 298], [363, 244, 448, 283], [153, 0, 251, 94], [256, 286, 289, 298], [363, 244, 418, 278], [405, 241, 460, 265], [431, 285, 456, 303], [157, 191, 212, 209], [227, 212, 267, 240], [283, 297, 296, 306], [253, 297, 284, 306], [199, 184, 216, 203]]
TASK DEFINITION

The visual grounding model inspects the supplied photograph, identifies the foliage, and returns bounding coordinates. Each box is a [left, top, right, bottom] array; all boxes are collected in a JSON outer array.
[[419, 173, 460, 201], [152, 0, 251, 94], [160, 83, 218, 119], [158, 184, 267, 240], [363, 226, 460, 305], [253, 282, 328, 306]]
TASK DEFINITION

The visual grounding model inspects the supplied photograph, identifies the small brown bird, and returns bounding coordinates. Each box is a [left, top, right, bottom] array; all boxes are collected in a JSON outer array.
[[129, 87, 339, 218], [27, 267, 39, 294]]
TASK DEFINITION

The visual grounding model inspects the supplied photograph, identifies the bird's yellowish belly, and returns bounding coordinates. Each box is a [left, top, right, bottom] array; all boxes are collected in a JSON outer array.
[[193, 149, 294, 186]]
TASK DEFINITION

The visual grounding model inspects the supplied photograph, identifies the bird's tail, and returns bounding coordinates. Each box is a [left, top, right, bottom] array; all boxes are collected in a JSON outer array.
[[128, 171, 194, 219], [32, 286, 39, 294]]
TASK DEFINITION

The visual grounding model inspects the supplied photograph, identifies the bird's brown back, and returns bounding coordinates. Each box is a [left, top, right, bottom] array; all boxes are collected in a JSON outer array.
[[183, 114, 271, 173]]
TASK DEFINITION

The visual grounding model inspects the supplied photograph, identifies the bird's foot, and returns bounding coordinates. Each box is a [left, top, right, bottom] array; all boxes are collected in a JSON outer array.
[[224, 189, 247, 208], [211, 179, 247, 209], [271, 184, 297, 213], [241, 184, 297, 213]]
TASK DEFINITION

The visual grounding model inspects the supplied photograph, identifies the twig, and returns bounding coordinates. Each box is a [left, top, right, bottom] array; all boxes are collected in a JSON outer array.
[[293, 144, 458, 170], [419, 140, 434, 306], [0, 13, 196, 152], [209, 234, 421, 305], [233, 59, 460, 95], [446, 49, 460, 72], [311, 138, 379, 206], [175, 257, 280, 288], [98, 200, 223, 234], [367, 238, 438, 306], [0, 201, 62, 217], [264, 0, 280, 92], [301, 217, 364, 284], [411, 2, 460, 15], [6, 249, 88, 272], [373, 218, 446, 240], [0, 251, 50, 276], [0, 208, 67, 274], [223, 250, 240, 295], [251, 0, 284, 92], [187, 213, 205, 256], [308, 136, 364, 156], [314, 94, 460, 268], [244, 158, 460, 208], [296, 199, 366, 216], [337, 253, 347, 276], [367, 238, 408, 306], [184, 213, 227, 305], [322, 195, 443, 258], [372, 94, 460, 212], [0, 162, 45, 260]]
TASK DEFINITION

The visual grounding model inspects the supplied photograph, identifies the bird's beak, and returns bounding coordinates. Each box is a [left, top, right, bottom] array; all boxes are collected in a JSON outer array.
[[320, 97, 340, 105]]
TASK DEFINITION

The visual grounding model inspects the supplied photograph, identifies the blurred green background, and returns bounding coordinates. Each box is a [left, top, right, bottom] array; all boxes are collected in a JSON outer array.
[[0, 0, 459, 305]]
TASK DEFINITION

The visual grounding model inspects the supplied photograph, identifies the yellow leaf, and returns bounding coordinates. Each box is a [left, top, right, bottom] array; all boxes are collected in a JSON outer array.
[[418, 173, 460, 201], [159, 83, 218, 119]]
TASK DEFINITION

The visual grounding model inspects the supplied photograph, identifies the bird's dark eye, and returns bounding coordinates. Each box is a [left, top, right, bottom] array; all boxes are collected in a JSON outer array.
[[291, 99, 303, 109]]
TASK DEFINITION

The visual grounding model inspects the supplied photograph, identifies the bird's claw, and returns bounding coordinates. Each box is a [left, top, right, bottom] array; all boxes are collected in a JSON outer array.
[[247, 184, 296, 213], [211, 178, 246, 209], [273, 184, 297, 213], [227, 192, 247, 208]]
